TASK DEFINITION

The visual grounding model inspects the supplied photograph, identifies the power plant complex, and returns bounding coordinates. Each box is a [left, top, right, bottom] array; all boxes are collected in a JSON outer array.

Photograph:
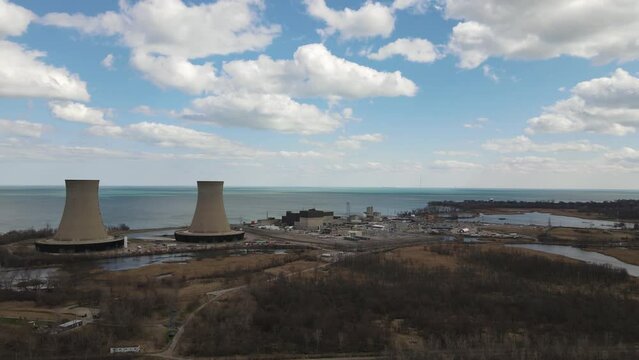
[[175, 181, 245, 242], [35, 180, 124, 253]]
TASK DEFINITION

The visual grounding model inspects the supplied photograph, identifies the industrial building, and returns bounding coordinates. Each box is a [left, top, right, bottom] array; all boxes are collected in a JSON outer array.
[[281, 208, 335, 230], [175, 181, 244, 242], [35, 180, 124, 253]]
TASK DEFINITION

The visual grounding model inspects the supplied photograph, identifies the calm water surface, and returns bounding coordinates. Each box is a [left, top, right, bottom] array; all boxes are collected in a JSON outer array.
[[96, 253, 194, 271], [507, 244, 639, 277], [462, 212, 620, 229], [2, 186, 639, 233]]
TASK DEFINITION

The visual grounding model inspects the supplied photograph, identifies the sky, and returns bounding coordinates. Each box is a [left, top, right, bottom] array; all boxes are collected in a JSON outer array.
[[0, 0, 639, 188]]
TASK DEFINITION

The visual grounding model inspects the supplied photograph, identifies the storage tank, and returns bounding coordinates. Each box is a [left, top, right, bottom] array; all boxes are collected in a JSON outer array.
[[175, 181, 244, 242]]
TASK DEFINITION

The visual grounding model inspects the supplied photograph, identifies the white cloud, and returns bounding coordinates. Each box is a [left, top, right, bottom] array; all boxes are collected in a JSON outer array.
[[605, 147, 639, 163], [0, 41, 90, 101], [392, 0, 429, 12], [185, 92, 345, 135], [131, 105, 155, 115], [49, 101, 111, 125], [128, 122, 257, 156], [326, 160, 422, 172], [89, 121, 263, 158], [445, 0, 639, 68], [40, 0, 280, 59], [88, 121, 340, 160], [41, 0, 280, 95], [335, 133, 384, 149], [129, 51, 218, 94], [101, 53, 114, 69], [431, 159, 482, 170], [0, 0, 35, 38], [0, 119, 44, 138], [527, 69, 639, 136], [493, 156, 577, 173], [482, 65, 499, 83], [87, 124, 123, 137], [220, 43, 417, 99], [175, 43, 416, 134], [483, 135, 606, 153], [463, 117, 488, 129], [0, 138, 130, 161], [366, 38, 441, 63], [89, 121, 341, 159], [305, 0, 429, 40], [433, 150, 479, 157], [305, 0, 395, 39], [601, 147, 639, 171], [43, 0, 417, 99], [0, 2, 90, 102]]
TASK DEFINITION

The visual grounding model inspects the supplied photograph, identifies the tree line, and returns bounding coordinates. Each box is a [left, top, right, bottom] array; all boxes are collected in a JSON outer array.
[[426, 200, 639, 220]]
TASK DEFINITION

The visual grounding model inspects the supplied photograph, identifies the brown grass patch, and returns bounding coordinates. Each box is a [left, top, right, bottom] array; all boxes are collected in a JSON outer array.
[[592, 248, 639, 266], [548, 227, 635, 242], [388, 245, 459, 269], [263, 260, 321, 277]]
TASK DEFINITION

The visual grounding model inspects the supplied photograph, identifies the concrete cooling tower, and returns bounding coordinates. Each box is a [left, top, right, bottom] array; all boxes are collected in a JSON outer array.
[[175, 181, 244, 242], [35, 180, 124, 253]]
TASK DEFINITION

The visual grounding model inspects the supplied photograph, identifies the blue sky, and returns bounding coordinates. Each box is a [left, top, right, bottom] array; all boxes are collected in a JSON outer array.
[[1, 0, 639, 188]]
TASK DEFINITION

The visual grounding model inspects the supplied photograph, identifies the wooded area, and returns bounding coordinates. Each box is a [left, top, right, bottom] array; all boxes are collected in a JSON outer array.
[[180, 247, 639, 358]]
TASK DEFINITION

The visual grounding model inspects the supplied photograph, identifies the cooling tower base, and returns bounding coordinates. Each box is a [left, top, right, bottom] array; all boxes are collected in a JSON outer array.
[[35, 237, 124, 253], [174, 230, 245, 243]]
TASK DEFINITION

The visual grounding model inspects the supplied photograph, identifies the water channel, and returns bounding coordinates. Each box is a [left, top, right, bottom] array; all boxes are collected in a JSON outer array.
[[507, 244, 639, 277]]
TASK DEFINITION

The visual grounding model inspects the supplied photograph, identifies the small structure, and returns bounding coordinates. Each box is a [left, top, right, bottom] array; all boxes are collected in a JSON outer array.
[[175, 181, 244, 242], [365, 206, 382, 221], [35, 180, 124, 253], [110, 346, 141, 354], [57, 319, 83, 333]]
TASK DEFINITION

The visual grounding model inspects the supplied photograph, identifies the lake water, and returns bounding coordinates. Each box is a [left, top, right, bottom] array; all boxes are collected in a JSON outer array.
[[2, 186, 639, 233], [507, 244, 639, 277], [462, 212, 620, 229]]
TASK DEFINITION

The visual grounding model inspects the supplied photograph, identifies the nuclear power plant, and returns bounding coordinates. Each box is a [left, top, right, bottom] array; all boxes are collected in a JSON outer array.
[[35, 180, 124, 253], [175, 181, 244, 242]]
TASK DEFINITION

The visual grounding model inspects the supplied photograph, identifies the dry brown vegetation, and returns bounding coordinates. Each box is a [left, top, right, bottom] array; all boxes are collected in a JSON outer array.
[[593, 248, 639, 266], [0, 249, 319, 359], [180, 244, 639, 359]]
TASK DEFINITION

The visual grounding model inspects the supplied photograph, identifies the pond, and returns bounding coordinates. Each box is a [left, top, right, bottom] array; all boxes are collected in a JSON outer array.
[[507, 244, 639, 277], [462, 212, 620, 229], [95, 253, 195, 271], [0, 246, 293, 288]]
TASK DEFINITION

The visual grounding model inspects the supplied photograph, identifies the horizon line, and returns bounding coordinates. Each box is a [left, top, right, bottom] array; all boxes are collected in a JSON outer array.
[[1, 185, 639, 192]]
